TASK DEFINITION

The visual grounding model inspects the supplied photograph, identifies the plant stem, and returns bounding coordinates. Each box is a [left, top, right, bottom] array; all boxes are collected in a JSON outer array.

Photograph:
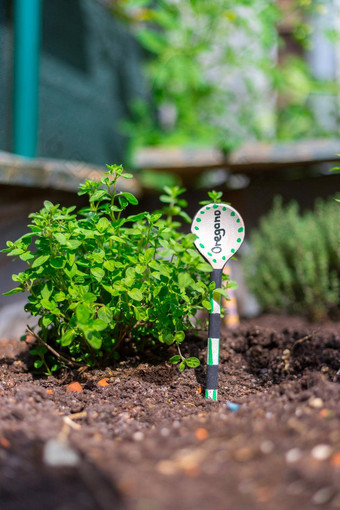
[[26, 326, 87, 368]]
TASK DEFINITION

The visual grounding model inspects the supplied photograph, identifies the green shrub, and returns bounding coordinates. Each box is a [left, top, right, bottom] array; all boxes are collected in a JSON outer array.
[[2, 165, 214, 373], [243, 197, 340, 321]]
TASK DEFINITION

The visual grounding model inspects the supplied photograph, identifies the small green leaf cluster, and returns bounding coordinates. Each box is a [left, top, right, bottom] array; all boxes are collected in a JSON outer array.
[[243, 197, 340, 321], [2, 165, 214, 372], [199, 190, 229, 206]]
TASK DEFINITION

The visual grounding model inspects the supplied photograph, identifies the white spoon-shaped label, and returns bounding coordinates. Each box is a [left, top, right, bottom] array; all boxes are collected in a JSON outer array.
[[191, 203, 245, 268]]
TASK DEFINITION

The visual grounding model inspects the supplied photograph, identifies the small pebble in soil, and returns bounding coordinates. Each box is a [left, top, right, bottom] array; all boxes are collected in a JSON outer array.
[[311, 487, 334, 506], [260, 440, 274, 454], [285, 448, 302, 463], [311, 444, 332, 461], [160, 428, 170, 437], [133, 431, 144, 442], [226, 401, 240, 412], [157, 460, 177, 476], [43, 439, 80, 467], [309, 397, 324, 409]]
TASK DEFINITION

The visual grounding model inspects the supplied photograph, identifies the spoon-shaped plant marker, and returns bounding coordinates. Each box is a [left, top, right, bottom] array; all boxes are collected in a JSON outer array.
[[191, 203, 245, 401]]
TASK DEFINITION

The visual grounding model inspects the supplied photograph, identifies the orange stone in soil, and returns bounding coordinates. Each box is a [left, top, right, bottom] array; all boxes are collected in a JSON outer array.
[[0, 437, 10, 448], [66, 382, 83, 393], [46, 389, 53, 395], [331, 452, 340, 467], [195, 428, 209, 441], [320, 408, 334, 418], [98, 378, 110, 387], [185, 465, 201, 477]]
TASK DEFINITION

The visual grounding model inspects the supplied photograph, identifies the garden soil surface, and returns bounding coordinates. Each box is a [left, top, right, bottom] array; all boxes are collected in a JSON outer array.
[[0, 314, 339, 510]]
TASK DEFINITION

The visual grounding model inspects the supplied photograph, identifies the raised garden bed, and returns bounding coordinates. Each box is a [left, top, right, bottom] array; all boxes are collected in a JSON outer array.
[[0, 314, 339, 510]]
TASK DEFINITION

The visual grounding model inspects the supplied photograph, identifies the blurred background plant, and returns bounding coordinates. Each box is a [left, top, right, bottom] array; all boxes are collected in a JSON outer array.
[[111, 0, 340, 153], [243, 196, 340, 320]]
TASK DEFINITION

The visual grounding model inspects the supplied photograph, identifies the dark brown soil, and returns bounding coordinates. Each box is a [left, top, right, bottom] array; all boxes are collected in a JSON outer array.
[[0, 314, 339, 510]]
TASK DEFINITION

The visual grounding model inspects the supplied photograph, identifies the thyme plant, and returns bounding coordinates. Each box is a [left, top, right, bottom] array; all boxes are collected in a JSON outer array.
[[244, 197, 340, 321]]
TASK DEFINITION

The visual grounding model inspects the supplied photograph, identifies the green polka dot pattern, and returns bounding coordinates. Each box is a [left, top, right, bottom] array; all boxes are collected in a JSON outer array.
[[191, 203, 245, 270]]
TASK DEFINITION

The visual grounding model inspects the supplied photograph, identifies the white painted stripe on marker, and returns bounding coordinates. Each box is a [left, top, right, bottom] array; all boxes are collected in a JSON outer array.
[[207, 337, 220, 366]]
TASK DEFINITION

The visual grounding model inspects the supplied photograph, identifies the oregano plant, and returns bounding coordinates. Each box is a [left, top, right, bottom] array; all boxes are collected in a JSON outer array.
[[2, 165, 224, 374]]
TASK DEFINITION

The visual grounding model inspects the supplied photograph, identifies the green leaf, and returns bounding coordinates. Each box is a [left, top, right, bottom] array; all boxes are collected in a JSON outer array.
[[83, 292, 97, 304], [185, 357, 200, 368], [76, 304, 92, 324], [169, 355, 181, 364], [55, 292, 66, 302], [3, 287, 23, 296], [8, 248, 24, 256], [163, 333, 174, 345], [126, 212, 148, 222], [174, 331, 185, 343], [202, 300, 212, 312], [137, 29, 167, 54], [150, 212, 162, 222], [18, 233, 34, 244], [214, 288, 230, 299], [178, 273, 193, 289], [92, 319, 108, 332], [128, 288, 143, 301], [64, 263, 78, 279], [32, 255, 49, 268], [42, 315, 53, 327], [86, 331, 102, 350], [89, 189, 107, 202], [67, 240, 82, 250], [53, 233, 67, 245], [159, 195, 172, 204], [197, 262, 212, 272], [40, 299, 55, 310], [121, 172, 133, 179], [144, 248, 155, 263], [91, 267, 105, 282], [97, 217, 110, 233], [98, 306, 113, 323], [178, 210, 191, 223], [104, 260, 115, 271], [121, 192, 138, 205], [41, 283, 52, 300], [50, 257, 65, 269], [179, 360, 186, 372], [19, 252, 35, 262], [60, 329, 76, 347], [43, 200, 54, 210], [34, 360, 44, 369]]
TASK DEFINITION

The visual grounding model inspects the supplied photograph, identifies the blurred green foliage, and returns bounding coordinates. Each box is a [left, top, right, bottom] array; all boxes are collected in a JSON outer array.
[[112, 0, 339, 150], [243, 197, 340, 321]]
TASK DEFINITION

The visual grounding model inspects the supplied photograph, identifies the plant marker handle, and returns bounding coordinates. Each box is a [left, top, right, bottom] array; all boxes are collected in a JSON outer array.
[[191, 203, 245, 401], [206, 268, 222, 401]]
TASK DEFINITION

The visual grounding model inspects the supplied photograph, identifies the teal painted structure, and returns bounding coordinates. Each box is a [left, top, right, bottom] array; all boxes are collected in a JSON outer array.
[[1, 0, 146, 165], [13, 0, 42, 157]]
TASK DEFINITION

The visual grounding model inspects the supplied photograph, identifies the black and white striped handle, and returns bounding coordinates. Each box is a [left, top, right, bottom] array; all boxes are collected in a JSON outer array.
[[206, 268, 222, 401]]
